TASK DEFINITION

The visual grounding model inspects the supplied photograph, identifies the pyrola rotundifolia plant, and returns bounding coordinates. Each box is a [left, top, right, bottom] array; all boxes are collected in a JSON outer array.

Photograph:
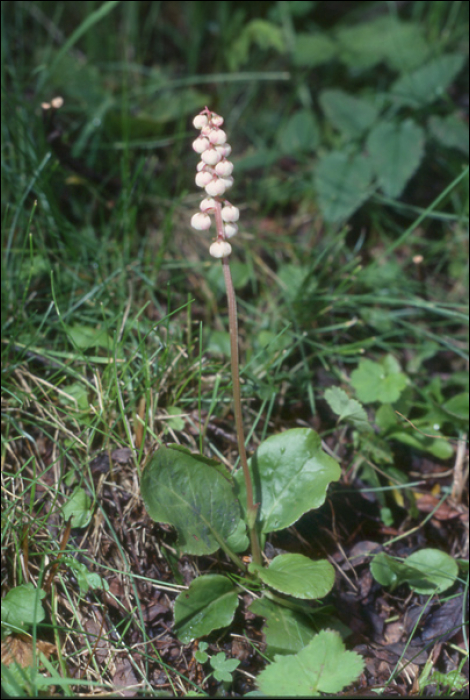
[[139, 108, 363, 696]]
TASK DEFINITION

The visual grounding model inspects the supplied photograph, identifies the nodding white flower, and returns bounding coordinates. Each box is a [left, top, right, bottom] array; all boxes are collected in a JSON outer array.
[[191, 212, 212, 230], [201, 149, 222, 166], [193, 114, 208, 129], [221, 204, 239, 222], [210, 240, 232, 258], [192, 136, 210, 153], [192, 109, 239, 256], [205, 179, 226, 197], [200, 197, 217, 212], [224, 223, 238, 238], [208, 129, 227, 145], [195, 170, 213, 188], [215, 160, 233, 177]]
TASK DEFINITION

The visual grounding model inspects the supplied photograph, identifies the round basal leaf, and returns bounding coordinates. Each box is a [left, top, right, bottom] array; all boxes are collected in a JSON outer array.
[[141, 446, 241, 555], [235, 428, 341, 535], [62, 487, 93, 528], [256, 629, 364, 696], [351, 356, 407, 404], [1, 584, 46, 630], [370, 552, 400, 587], [173, 575, 239, 644], [405, 549, 458, 594], [251, 554, 335, 599]]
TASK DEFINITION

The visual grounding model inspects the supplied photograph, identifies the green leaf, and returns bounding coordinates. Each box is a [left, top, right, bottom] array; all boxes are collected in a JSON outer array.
[[319, 90, 379, 140], [428, 114, 470, 156], [366, 120, 425, 198], [371, 550, 458, 594], [257, 629, 364, 696], [293, 33, 337, 68], [390, 53, 465, 107], [228, 19, 285, 71], [1, 584, 46, 630], [210, 652, 240, 683], [61, 557, 108, 596], [173, 575, 239, 644], [62, 487, 93, 528], [235, 428, 341, 535], [336, 17, 429, 72], [324, 386, 372, 432], [351, 355, 408, 404], [442, 392, 469, 422], [314, 150, 373, 223], [251, 554, 335, 600], [141, 446, 241, 555], [249, 597, 318, 657], [278, 109, 320, 154], [65, 323, 112, 350]]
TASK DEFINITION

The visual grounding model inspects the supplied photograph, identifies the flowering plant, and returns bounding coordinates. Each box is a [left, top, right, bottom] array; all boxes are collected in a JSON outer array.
[[140, 108, 363, 694]]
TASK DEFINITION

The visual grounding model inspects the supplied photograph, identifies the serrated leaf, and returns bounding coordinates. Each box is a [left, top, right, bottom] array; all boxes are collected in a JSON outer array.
[[251, 554, 335, 600], [324, 386, 372, 432], [278, 109, 320, 154], [257, 629, 364, 696], [173, 575, 239, 643], [234, 428, 341, 535], [351, 355, 408, 404], [390, 53, 465, 107], [319, 90, 379, 140], [314, 150, 373, 223], [141, 446, 241, 555], [428, 114, 470, 156], [366, 120, 424, 198]]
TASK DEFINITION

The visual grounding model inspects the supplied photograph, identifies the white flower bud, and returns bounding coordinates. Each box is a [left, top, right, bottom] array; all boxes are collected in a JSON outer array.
[[191, 212, 212, 230], [210, 240, 232, 258], [193, 114, 208, 129], [205, 179, 226, 197], [201, 149, 222, 166], [211, 114, 224, 127], [200, 197, 217, 212], [215, 160, 233, 177], [208, 129, 227, 145], [195, 171, 213, 188], [220, 176, 233, 190], [221, 204, 239, 222], [192, 136, 210, 153], [215, 144, 231, 158], [224, 223, 238, 238]]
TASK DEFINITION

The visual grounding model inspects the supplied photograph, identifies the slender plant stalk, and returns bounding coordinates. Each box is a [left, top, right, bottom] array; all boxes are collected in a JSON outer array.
[[214, 202, 262, 567]]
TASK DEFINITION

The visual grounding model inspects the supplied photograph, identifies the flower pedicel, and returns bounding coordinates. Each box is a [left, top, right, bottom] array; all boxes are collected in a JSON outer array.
[[191, 107, 240, 258]]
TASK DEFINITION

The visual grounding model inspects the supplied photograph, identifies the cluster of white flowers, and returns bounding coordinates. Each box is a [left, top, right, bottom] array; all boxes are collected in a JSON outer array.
[[191, 108, 239, 258]]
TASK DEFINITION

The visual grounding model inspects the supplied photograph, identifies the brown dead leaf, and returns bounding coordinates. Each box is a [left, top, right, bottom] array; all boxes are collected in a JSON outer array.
[[415, 493, 464, 521], [1, 633, 56, 667]]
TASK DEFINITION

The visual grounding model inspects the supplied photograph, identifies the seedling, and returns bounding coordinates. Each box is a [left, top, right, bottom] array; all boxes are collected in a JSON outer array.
[[140, 108, 364, 693]]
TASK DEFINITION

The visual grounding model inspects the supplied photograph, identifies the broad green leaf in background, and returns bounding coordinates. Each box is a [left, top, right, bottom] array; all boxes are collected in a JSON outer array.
[[428, 114, 470, 156], [228, 19, 285, 71], [336, 17, 429, 72], [278, 109, 320, 154], [314, 150, 373, 223], [371, 549, 458, 594], [366, 120, 425, 198], [62, 487, 93, 528], [256, 629, 364, 696], [442, 392, 469, 422], [1, 584, 46, 630], [319, 89, 379, 140], [390, 53, 465, 107], [351, 355, 408, 404], [250, 554, 335, 600], [141, 446, 241, 555], [293, 32, 337, 67], [65, 324, 112, 351], [173, 575, 239, 643], [234, 428, 341, 535], [324, 386, 372, 433]]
